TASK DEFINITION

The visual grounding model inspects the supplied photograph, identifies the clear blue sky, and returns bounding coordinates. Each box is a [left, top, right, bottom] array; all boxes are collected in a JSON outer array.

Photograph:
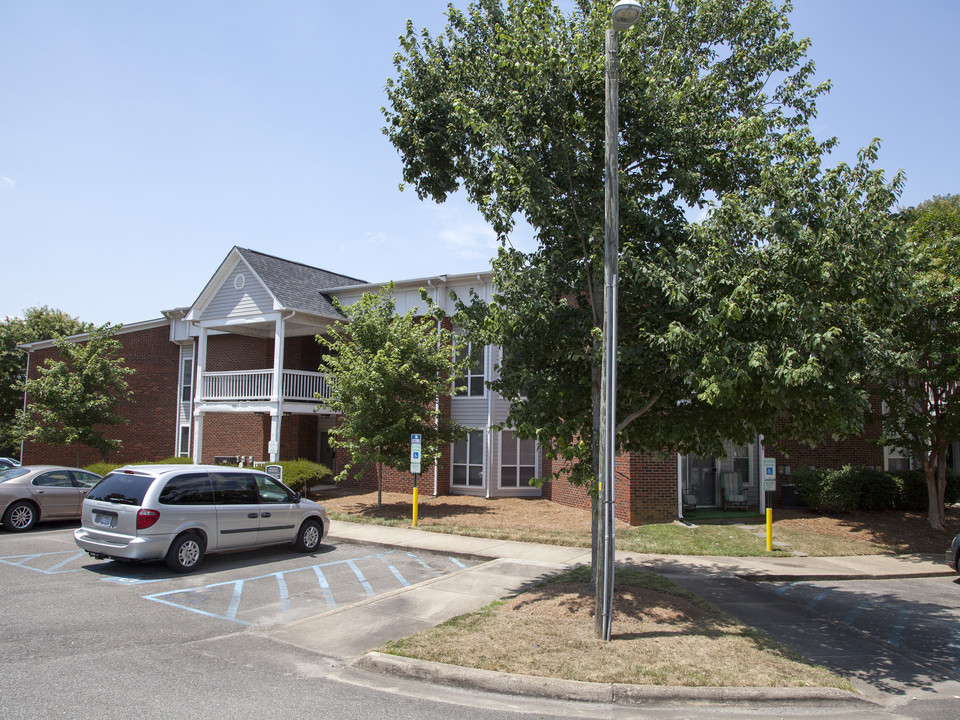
[[1, 1, 956, 326]]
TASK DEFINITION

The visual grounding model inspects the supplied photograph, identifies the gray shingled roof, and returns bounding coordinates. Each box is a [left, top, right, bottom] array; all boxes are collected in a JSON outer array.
[[237, 248, 366, 319]]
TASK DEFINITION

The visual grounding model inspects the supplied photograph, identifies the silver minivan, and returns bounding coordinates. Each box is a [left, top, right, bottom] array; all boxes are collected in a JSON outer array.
[[75, 465, 328, 572]]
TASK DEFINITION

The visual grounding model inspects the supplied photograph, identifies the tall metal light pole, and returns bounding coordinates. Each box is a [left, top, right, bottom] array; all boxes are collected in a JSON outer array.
[[598, 0, 641, 643]]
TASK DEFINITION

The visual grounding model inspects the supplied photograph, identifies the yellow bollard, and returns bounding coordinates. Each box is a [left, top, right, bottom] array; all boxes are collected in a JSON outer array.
[[412, 485, 419, 528], [766, 508, 773, 552]]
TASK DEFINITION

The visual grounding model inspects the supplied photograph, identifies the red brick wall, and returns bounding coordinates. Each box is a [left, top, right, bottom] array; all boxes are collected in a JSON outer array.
[[766, 400, 884, 474], [541, 457, 594, 515], [200, 413, 269, 464], [542, 451, 677, 525], [284, 336, 325, 373], [21, 325, 181, 466], [619, 452, 677, 524], [205, 334, 272, 372], [280, 414, 318, 460]]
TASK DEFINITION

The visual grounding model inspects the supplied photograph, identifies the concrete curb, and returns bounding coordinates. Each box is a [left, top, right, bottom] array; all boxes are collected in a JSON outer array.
[[355, 652, 875, 707], [733, 570, 957, 582]]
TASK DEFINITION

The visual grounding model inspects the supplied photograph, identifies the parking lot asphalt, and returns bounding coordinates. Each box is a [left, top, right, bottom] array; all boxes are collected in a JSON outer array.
[[260, 519, 959, 711]]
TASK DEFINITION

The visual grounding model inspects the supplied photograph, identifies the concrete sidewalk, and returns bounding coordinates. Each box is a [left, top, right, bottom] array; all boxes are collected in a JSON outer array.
[[263, 519, 956, 709], [326, 517, 952, 582]]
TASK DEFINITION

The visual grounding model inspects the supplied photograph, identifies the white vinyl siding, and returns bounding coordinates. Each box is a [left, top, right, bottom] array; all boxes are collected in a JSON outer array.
[[201, 264, 274, 320], [451, 397, 488, 426]]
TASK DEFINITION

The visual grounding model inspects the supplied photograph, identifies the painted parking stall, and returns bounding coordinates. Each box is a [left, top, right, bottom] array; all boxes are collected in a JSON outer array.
[[142, 549, 474, 627], [0, 528, 479, 630]]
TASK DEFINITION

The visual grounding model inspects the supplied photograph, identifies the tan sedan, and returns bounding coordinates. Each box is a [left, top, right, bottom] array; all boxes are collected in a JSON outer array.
[[0, 466, 103, 532]]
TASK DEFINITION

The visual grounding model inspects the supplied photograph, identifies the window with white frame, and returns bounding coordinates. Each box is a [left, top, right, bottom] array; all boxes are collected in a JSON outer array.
[[178, 425, 191, 458], [180, 357, 193, 402], [500, 430, 536, 488], [452, 430, 484, 487], [885, 446, 911, 471], [455, 341, 485, 397]]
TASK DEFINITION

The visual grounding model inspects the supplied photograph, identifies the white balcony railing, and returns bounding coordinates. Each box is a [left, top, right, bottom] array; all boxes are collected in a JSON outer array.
[[201, 369, 331, 403]]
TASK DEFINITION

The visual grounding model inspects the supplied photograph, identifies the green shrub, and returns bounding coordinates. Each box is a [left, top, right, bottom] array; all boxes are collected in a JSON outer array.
[[84, 456, 193, 477], [892, 469, 960, 511], [790, 467, 827, 509], [273, 459, 332, 493], [84, 462, 122, 477], [789, 464, 958, 513], [815, 467, 862, 513]]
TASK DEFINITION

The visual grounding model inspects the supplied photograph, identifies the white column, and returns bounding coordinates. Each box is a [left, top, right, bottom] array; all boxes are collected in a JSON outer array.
[[758, 434, 766, 513], [192, 328, 208, 463], [269, 317, 286, 462], [192, 413, 204, 464]]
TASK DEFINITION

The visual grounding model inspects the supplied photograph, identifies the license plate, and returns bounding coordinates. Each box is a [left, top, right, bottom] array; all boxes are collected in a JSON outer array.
[[94, 513, 116, 528]]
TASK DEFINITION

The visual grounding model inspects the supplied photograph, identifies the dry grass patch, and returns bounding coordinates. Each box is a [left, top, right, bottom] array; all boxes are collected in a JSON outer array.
[[317, 488, 960, 556], [381, 567, 850, 689]]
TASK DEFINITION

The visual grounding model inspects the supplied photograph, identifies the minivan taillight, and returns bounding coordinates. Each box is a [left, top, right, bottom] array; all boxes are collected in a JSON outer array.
[[137, 509, 160, 529]]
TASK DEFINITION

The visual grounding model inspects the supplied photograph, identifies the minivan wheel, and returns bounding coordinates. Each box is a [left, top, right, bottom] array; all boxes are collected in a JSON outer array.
[[166, 533, 204, 573], [3, 501, 37, 532], [294, 519, 322, 552]]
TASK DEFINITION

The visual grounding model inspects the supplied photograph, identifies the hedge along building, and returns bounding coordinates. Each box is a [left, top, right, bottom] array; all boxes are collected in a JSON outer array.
[[19, 246, 956, 524]]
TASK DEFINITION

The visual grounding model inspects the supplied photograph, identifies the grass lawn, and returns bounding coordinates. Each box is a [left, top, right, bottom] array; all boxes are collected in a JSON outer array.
[[318, 489, 960, 557], [317, 489, 956, 689], [380, 566, 853, 689]]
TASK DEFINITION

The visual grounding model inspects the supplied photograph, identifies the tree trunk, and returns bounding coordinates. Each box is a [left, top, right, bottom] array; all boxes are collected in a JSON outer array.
[[924, 452, 945, 531]]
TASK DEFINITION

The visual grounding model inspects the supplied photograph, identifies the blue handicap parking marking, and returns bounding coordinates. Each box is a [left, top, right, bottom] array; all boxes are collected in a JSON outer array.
[[0, 550, 86, 575], [141, 549, 463, 627]]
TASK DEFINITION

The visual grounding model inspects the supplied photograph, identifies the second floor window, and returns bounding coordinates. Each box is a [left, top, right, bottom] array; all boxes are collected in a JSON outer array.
[[455, 341, 485, 397], [180, 357, 193, 402]]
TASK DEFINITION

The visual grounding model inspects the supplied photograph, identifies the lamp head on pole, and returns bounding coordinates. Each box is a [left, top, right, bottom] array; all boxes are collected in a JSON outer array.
[[611, 0, 642, 31]]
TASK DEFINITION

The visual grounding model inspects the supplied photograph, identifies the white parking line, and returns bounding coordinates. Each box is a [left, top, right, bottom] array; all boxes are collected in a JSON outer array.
[[0, 550, 85, 574], [141, 550, 435, 626]]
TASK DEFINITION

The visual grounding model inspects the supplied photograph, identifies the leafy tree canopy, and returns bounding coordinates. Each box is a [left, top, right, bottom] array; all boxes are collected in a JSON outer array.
[[0, 307, 91, 456], [385, 0, 903, 488], [320, 284, 469, 504], [878, 194, 960, 529], [17, 323, 134, 461]]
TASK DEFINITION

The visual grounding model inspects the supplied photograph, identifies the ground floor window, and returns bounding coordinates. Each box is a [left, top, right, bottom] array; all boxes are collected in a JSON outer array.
[[453, 430, 484, 487], [500, 430, 536, 488], [885, 446, 911, 471], [178, 425, 191, 458]]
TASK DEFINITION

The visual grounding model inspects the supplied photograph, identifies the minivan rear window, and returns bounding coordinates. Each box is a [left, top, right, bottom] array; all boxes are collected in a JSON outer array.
[[86, 473, 155, 505], [159, 473, 214, 505]]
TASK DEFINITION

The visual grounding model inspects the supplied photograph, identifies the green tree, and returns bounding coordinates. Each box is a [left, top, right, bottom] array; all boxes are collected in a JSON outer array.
[[320, 284, 469, 506], [17, 323, 134, 463], [878, 195, 960, 530], [0, 307, 91, 457], [385, 0, 903, 629]]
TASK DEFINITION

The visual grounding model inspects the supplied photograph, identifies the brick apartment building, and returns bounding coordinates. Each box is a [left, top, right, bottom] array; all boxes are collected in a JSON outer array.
[[19, 247, 957, 525]]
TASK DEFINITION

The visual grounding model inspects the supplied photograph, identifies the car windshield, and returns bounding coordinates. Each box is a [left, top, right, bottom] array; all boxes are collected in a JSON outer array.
[[86, 472, 155, 505], [0, 468, 30, 483]]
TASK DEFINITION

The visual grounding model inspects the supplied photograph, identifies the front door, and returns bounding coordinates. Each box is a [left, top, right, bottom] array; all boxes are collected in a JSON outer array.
[[687, 455, 717, 506], [317, 431, 336, 474]]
